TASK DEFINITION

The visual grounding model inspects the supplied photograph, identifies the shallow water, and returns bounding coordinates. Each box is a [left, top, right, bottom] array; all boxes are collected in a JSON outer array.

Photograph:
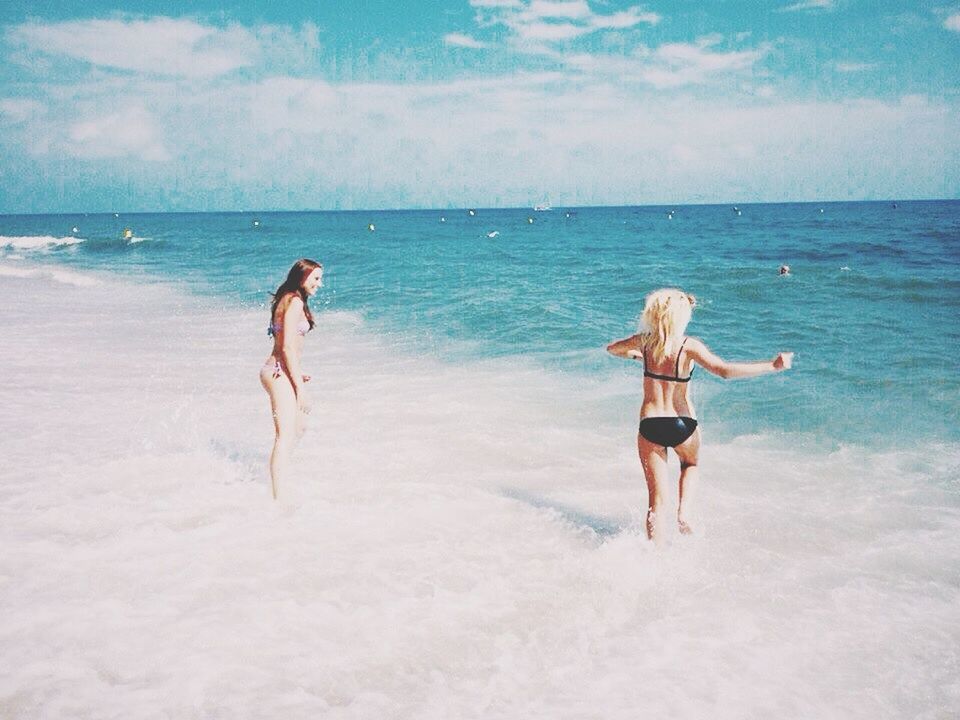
[[1, 202, 959, 718]]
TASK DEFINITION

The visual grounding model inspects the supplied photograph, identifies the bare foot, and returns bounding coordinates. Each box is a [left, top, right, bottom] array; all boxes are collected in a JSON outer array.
[[677, 516, 695, 535]]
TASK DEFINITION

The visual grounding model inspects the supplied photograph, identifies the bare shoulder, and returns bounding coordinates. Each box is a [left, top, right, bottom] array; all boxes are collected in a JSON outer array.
[[684, 336, 721, 363], [280, 293, 304, 313]]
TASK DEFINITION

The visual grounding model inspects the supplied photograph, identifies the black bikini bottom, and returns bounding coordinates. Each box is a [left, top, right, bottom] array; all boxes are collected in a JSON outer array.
[[639, 416, 698, 448]]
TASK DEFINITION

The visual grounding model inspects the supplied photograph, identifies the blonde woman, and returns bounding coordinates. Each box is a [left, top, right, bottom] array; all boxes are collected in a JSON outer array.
[[260, 259, 324, 500], [607, 289, 793, 543]]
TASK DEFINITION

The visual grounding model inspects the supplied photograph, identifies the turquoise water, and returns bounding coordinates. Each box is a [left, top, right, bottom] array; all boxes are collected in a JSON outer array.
[[2, 200, 958, 446]]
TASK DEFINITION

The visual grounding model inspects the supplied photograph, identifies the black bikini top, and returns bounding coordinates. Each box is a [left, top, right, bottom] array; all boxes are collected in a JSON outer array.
[[643, 337, 694, 383]]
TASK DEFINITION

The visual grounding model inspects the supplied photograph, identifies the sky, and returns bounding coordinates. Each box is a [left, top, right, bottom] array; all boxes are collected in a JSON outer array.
[[0, 0, 958, 212]]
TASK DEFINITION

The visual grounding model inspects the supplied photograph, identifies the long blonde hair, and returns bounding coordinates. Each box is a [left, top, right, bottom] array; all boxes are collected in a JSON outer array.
[[638, 288, 696, 362]]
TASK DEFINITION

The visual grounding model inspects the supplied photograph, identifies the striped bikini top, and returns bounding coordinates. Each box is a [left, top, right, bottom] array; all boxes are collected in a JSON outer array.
[[643, 337, 694, 383], [267, 318, 310, 337]]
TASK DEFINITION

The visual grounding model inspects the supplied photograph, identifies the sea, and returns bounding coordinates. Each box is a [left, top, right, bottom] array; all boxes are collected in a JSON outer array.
[[1, 201, 958, 718]]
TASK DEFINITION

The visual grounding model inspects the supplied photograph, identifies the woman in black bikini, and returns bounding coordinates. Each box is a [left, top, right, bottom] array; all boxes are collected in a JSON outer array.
[[607, 288, 792, 543]]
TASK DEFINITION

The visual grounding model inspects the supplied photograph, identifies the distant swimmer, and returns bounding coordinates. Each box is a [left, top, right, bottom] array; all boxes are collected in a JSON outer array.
[[779, 265, 790, 276], [440, 216, 446, 223], [468, 209, 476, 216], [607, 289, 793, 544], [487, 230, 500, 238], [123, 228, 133, 240], [260, 259, 324, 500], [71, 227, 79, 234], [527, 217, 534, 224], [819, 208, 824, 214], [253, 219, 261, 227], [368, 223, 376, 232], [667, 212, 674, 220]]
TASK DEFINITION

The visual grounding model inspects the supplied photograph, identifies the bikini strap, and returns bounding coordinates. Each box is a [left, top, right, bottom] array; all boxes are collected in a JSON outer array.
[[675, 337, 688, 378]]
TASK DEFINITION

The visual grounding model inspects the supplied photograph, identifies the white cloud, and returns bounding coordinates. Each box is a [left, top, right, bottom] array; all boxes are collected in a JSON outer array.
[[537, 35, 765, 88], [65, 106, 169, 161], [629, 37, 766, 87], [4, 14, 955, 211], [945, 13, 960, 32], [0, 98, 45, 123], [526, 1, 593, 21], [4, 67, 958, 210], [444, 33, 489, 49], [779, 0, 834, 12], [590, 8, 661, 29], [514, 21, 590, 42], [471, 0, 658, 49], [835, 62, 875, 73], [8, 17, 256, 77]]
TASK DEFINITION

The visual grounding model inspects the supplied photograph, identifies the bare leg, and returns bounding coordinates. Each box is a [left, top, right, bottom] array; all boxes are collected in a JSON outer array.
[[674, 428, 701, 535], [261, 365, 298, 500], [638, 435, 669, 545]]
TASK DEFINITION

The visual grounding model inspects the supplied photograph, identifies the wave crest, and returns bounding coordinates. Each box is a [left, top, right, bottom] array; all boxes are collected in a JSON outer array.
[[0, 235, 85, 250]]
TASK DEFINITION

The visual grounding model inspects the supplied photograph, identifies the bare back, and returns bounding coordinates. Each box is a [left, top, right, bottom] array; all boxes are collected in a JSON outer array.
[[640, 337, 697, 419]]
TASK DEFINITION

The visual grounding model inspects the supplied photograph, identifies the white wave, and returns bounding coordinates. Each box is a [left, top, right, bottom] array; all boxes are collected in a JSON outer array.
[[0, 235, 85, 250], [0, 262, 101, 287], [0, 276, 957, 719]]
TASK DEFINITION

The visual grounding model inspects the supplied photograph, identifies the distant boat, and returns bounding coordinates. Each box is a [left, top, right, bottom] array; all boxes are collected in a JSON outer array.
[[533, 202, 552, 212]]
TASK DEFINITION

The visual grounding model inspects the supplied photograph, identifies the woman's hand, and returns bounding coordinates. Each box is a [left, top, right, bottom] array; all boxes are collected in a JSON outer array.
[[302, 374, 312, 383], [773, 352, 794, 371], [626, 349, 643, 360]]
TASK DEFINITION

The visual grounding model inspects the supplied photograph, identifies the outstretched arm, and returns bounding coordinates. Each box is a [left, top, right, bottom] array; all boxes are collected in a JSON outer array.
[[606, 334, 643, 360], [685, 337, 793, 379]]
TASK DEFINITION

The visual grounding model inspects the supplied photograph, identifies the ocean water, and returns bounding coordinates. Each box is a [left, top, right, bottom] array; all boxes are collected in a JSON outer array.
[[1, 201, 958, 718]]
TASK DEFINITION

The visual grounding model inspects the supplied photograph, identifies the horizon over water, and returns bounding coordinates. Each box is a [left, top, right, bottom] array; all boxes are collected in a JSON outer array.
[[1, 199, 959, 718]]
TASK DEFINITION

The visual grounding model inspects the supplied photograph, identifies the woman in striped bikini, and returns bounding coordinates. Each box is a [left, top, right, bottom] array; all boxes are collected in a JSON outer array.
[[261, 258, 324, 500]]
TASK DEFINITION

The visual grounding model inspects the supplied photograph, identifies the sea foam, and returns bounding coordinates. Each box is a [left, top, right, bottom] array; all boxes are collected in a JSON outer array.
[[0, 271, 957, 719], [0, 234, 85, 250]]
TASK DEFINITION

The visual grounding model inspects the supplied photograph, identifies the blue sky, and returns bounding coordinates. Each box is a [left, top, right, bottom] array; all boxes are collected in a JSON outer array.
[[0, 1, 958, 212]]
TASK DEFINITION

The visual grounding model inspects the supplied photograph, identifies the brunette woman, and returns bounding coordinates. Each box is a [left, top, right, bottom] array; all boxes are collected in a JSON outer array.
[[261, 259, 323, 499]]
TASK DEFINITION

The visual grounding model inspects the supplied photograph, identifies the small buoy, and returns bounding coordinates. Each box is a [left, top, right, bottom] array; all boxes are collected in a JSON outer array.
[[733, 206, 739, 212], [368, 223, 376, 232], [468, 209, 476, 216], [487, 231, 499, 238], [71, 227, 78, 234], [819, 208, 824, 214], [123, 228, 133, 240], [440, 216, 446, 223], [667, 212, 673, 220], [565, 212, 571, 218], [736, 210, 742, 216], [527, 217, 534, 224], [253, 219, 260, 227], [114, 213, 119, 218]]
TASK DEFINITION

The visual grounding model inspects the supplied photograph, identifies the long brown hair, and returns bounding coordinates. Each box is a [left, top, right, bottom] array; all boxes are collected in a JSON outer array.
[[270, 258, 323, 330]]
